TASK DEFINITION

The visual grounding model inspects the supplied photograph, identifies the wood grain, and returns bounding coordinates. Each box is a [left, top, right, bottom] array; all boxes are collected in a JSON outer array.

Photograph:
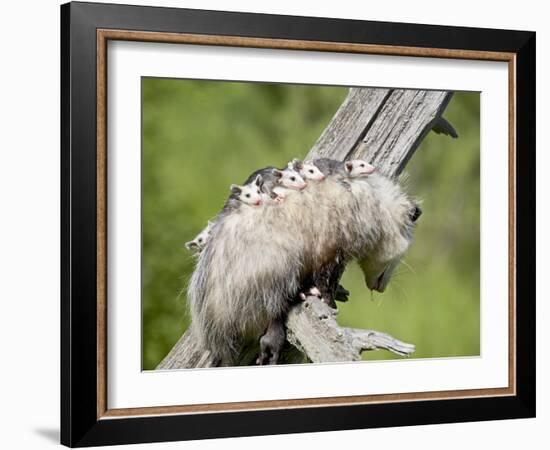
[[306, 88, 391, 161], [98, 29, 515, 62], [351, 89, 453, 176]]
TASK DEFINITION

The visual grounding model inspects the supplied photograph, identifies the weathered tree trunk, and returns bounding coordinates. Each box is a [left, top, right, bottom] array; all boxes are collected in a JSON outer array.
[[157, 87, 456, 370]]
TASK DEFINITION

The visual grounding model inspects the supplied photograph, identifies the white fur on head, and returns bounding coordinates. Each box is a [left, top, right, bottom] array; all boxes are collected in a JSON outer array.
[[231, 180, 263, 206], [346, 159, 376, 177], [280, 168, 307, 190], [300, 162, 325, 181]]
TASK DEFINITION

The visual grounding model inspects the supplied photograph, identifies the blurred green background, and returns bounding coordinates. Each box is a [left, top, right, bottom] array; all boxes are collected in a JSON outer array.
[[142, 78, 480, 370]]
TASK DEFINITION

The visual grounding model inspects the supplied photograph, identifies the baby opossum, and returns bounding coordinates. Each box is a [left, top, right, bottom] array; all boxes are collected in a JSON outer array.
[[186, 175, 264, 253], [312, 158, 376, 190], [245, 165, 307, 203], [188, 168, 421, 366], [186, 167, 306, 254], [288, 159, 325, 182], [228, 175, 264, 207], [185, 220, 215, 253]]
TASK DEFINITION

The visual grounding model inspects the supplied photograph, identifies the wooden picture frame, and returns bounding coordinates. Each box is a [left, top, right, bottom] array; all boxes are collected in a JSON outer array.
[[61, 1, 535, 447]]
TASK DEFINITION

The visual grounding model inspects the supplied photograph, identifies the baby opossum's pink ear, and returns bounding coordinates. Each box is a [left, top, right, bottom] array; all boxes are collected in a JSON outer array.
[[345, 161, 354, 172], [272, 169, 283, 178], [230, 184, 242, 195]]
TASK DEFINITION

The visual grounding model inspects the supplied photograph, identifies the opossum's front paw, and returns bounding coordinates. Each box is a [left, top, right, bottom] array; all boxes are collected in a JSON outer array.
[[334, 284, 350, 302]]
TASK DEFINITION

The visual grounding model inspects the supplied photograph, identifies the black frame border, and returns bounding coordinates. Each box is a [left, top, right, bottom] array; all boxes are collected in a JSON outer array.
[[61, 1, 535, 447]]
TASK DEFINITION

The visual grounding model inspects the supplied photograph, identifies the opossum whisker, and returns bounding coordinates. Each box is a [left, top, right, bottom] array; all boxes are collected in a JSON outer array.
[[400, 259, 417, 276]]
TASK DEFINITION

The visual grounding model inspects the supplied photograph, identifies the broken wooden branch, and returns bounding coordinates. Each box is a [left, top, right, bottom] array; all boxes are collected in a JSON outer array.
[[285, 296, 415, 363]]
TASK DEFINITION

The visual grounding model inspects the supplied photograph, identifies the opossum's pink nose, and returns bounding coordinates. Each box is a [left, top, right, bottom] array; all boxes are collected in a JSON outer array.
[[299, 183, 307, 190], [254, 199, 262, 206], [319, 175, 326, 181], [364, 165, 376, 174]]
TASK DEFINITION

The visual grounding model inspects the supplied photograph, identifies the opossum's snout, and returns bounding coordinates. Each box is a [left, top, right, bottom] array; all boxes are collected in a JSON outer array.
[[253, 198, 262, 206], [361, 256, 403, 293], [366, 266, 392, 293], [360, 166, 376, 176], [301, 164, 326, 181], [371, 270, 387, 292]]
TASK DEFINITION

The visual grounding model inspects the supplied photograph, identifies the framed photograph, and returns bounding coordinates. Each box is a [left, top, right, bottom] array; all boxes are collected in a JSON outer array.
[[61, 1, 535, 447]]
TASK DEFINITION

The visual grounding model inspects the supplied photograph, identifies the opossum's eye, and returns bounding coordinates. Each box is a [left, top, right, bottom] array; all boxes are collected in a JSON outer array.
[[410, 205, 422, 222], [309, 169, 314, 174], [290, 176, 296, 181], [360, 163, 365, 168], [245, 194, 251, 198], [198, 238, 203, 243]]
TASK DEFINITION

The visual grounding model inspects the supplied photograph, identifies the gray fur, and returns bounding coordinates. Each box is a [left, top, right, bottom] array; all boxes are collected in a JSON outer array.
[[311, 158, 345, 176], [244, 167, 283, 199], [245, 166, 306, 200], [188, 170, 420, 364]]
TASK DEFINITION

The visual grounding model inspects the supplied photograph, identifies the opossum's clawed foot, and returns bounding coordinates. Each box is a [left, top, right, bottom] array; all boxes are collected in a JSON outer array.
[[334, 284, 350, 302], [256, 320, 286, 365]]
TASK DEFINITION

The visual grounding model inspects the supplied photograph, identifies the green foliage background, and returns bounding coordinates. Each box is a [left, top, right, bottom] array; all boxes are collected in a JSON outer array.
[[142, 78, 480, 370]]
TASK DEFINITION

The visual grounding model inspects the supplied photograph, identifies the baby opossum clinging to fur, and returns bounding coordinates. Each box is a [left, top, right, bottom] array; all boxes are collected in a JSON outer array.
[[186, 165, 308, 254], [186, 157, 421, 366], [244, 165, 307, 203]]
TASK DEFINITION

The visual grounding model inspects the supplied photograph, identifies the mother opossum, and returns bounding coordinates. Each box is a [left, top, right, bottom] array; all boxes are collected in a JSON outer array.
[[188, 171, 421, 365]]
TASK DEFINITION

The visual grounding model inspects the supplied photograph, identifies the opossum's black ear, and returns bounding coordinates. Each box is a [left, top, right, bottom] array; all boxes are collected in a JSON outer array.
[[409, 204, 422, 222], [272, 169, 283, 179], [345, 161, 353, 173], [253, 175, 262, 187], [292, 159, 303, 170], [230, 184, 242, 195]]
